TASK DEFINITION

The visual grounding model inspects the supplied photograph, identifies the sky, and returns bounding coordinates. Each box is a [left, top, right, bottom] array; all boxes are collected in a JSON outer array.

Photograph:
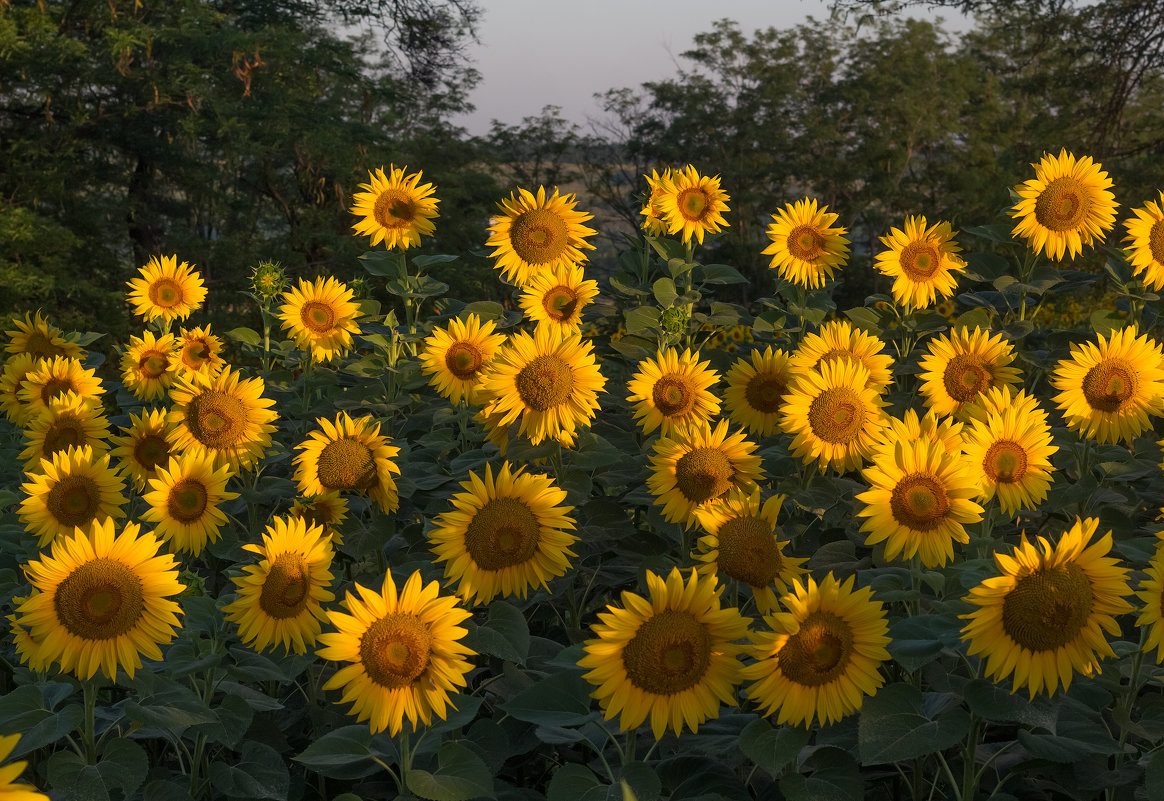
[[451, 0, 968, 136]]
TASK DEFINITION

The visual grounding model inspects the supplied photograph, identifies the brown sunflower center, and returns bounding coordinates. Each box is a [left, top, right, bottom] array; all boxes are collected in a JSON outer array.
[[1034, 176, 1091, 232], [166, 478, 209, 523], [185, 390, 247, 449], [1081, 358, 1137, 413], [43, 415, 87, 457], [300, 301, 337, 335], [622, 609, 712, 695], [1149, 219, 1164, 265], [46, 475, 101, 527], [463, 496, 541, 570], [818, 348, 856, 368], [148, 278, 183, 309], [983, 440, 1028, 484], [373, 189, 417, 229], [744, 372, 787, 414], [139, 349, 170, 379], [542, 285, 580, 322], [676, 187, 711, 222], [258, 552, 311, 619], [133, 434, 172, 473], [294, 504, 335, 530], [26, 331, 66, 360], [890, 474, 950, 531], [510, 208, 569, 265], [54, 557, 145, 640], [1001, 564, 1093, 652], [40, 377, 76, 405], [807, 387, 866, 444], [674, 447, 735, 504], [514, 354, 573, 411], [444, 342, 484, 379], [359, 612, 432, 689], [652, 375, 696, 418], [716, 515, 782, 587], [778, 610, 854, 686], [316, 437, 377, 491], [942, 354, 991, 403], [787, 224, 825, 261], [900, 240, 941, 280], [180, 340, 211, 370]]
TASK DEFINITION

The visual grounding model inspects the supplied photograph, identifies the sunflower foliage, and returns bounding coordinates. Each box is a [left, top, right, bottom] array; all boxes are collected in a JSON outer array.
[[3, 154, 1164, 801]]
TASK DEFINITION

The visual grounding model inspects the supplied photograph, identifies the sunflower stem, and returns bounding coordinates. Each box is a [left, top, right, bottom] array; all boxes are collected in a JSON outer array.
[[961, 711, 981, 801], [399, 726, 413, 797], [82, 678, 98, 765]]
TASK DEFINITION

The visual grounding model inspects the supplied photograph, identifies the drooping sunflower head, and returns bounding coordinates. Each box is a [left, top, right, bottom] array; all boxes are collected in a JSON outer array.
[[917, 327, 1022, 418], [19, 390, 112, 472], [350, 164, 439, 250], [126, 255, 207, 323], [277, 276, 362, 363], [654, 164, 731, 246], [486, 186, 597, 286], [120, 330, 179, 401], [640, 168, 673, 236], [172, 325, 225, 376], [4, 310, 83, 360], [1124, 190, 1164, 291], [1010, 149, 1118, 261], [789, 319, 894, 394], [874, 215, 966, 311], [723, 345, 794, 438], [141, 451, 239, 557], [962, 403, 1057, 517], [762, 197, 850, 289], [419, 313, 507, 406], [167, 367, 278, 472], [18, 355, 104, 420], [19, 445, 127, 548], [293, 411, 401, 514], [110, 408, 179, 492], [518, 262, 600, 334], [626, 347, 722, 437], [289, 492, 349, 546]]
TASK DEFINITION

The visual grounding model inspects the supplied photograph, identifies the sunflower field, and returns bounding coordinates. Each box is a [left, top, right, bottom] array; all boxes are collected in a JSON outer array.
[[2, 152, 1164, 801]]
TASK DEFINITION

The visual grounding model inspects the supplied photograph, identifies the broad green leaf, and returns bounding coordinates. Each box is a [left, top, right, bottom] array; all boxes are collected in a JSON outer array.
[[652, 277, 678, 307], [406, 742, 495, 801], [698, 263, 749, 284], [962, 679, 1056, 729], [226, 327, 260, 346], [503, 669, 596, 727], [96, 738, 149, 799], [886, 613, 961, 672], [739, 718, 810, 777], [858, 683, 970, 764], [412, 254, 459, 269], [952, 307, 993, 331], [780, 746, 862, 801], [1090, 308, 1123, 335], [547, 764, 603, 801], [209, 741, 290, 801], [843, 307, 883, 333], [623, 306, 660, 333]]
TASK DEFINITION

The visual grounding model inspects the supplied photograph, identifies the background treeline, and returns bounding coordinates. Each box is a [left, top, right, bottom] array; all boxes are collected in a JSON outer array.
[[3, 0, 1163, 341]]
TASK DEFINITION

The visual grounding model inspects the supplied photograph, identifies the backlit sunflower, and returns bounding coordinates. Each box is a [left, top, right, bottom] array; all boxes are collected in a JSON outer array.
[[277, 276, 362, 363], [486, 186, 596, 287], [429, 462, 576, 605], [18, 356, 103, 420], [789, 320, 894, 394], [1135, 543, 1164, 663], [19, 446, 127, 548], [692, 490, 806, 615], [109, 409, 178, 492], [19, 391, 111, 472], [872, 408, 963, 461], [962, 404, 1057, 517], [172, 325, 225, 376], [961, 384, 1049, 427], [289, 492, 349, 546], [1010, 149, 1118, 261], [1050, 326, 1164, 444], [961, 517, 1133, 697], [479, 327, 606, 447], [126, 255, 207, 323], [15, 517, 183, 680], [875, 215, 966, 310], [626, 348, 721, 437], [317, 569, 474, 735], [293, 412, 401, 514], [141, 452, 238, 556], [654, 164, 731, 246], [722, 346, 794, 438], [419, 313, 506, 406], [647, 418, 763, 527], [120, 330, 178, 401], [350, 164, 439, 250], [0, 354, 39, 425], [168, 367, 277, 472], [1124, 190, 1164, 291], [857, 437, 984, 568], [917, 327, 1022, 418], [762, 198, 850, 290], [4, 310, 82, 360], [518, 262, 600, 334], [224, 516, 335, 655], [640, 168, 672, 237], [0, 733, 50, 801], [779, 359, 887, 473], [743, 573, 890, 728], [579, 567, 750, 739]]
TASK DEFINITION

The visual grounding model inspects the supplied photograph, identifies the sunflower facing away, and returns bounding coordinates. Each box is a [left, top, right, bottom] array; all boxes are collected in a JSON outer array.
[[4, 310, 83, 361], [168, 367, 278, 472], [961, 517, 1133, 697], [918, 327, 1022, 418], [120, 330, 178, 400], [278, 276, 362, 362], [962, 404, 1057, 517], [762, 198, 850, 290], [722, 346, 794, 438], [19, 445, 127, 548], [1010, 149, 1118, 261], [1135, 541, 1164, 663], [18, 356, 104, 421], [518, 262, 600, 334], [173, 325, 225, 376], [293, 412, 401, 514], [874, 215, 967, 310], [579, 567, 750, 739], [289, 492, 350, 546], [779, 359, 887, 473], [1124, 190, 1164, 291], [743, 572, 890, 728], [1050, 326, 1164, 444], [0, 354, 38, 426], [626, 348, 721, 437], [15, 517, 184, 680], [429, 461, 577, 605], [654, 164, 731, 246], [224, 516, 336, 655], [789, 320, 894, 394], [960, 384, 1049, 427], [640, 168, 672, 237], [419, 313, 507, 406], [486, 186, 597, 287], [350, 164, 439, 250], [126, 255, 207, 323], [872, 408, 964, 462], [109, 408, 178, 492], [317, 569, 475, 735], [0, 733, 50, 801], [141, 452, 238, 556], [19, 391, 111, 472]]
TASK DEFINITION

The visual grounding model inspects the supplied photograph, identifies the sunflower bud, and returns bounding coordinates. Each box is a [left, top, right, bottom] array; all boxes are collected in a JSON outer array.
[[659, 306, 688, 336], [251, 260, 288, 301]]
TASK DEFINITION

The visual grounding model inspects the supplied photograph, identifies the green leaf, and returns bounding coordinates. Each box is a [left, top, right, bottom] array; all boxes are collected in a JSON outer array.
[[412, 254, 460, 270], [666, 258, 695, 279], [780, 747, 862, 801], [547, 764, 603, 801], [739, 718, 810, 777], [652, 277, 678, 307], [96, 738, 149, 800], [843, 307, 883, 334], [503, 669, 596, 727], [208, 741, 290, 801], [962, 679, 1056, 729], [461, 301, 506, 320], [294, 725, 386, 777], [886, 614, 961, 672], [858, 683, 970, 765], [952, 307, 993, 331], [226, 327, 260, 346], [1146, 750, 1164, 801], [1090, 308, 1123, 335], [406, 742, 495, 801], [360, 250, 405, 278], [623, 306, 660, 334], [468, 600, 530, 665], [698, 263, 748, 284]]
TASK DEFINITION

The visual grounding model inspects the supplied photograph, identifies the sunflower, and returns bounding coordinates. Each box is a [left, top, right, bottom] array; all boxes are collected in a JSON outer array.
[[19, 446, 127, 548], [654, 164, 731, 246], [3, 310, 83, 360], [172, 325, 225, 376], [961, 384, 1049, 427], [109, 408, 178, 492], [722, 346, 794, 438], [856, 437, 984, 568], [126, 255, 207, 323], [692, 490, 806, 615], [640, 168, 672, 237], [168, 367, 277, 472], [762, 198, 850, 290], [479, 327, 606, 448], [518, 262, 600, 334], [743, 573, 890, 728], [293, 412, 401, 514], [18, 356, 104, 420], [960, 517, 1133, 697], [962, 404, 1057, 517], [0, 354, 39, 426], [19, 391, 112, 472], [626, 348, 721, 437], [120, 330, 179, 401], [579, 567, 750, 739], [419, 313, 506, 406], [1010, 149, 1118, 261], [872, 408, 963, 461], [14, 517, 183, 680], [317, 569, 475, 735], [789, 320, 894, 394], [874, 215, 966, 310], [0, 733, 51, 801], [647, 418, 763, 527], [350, 164, 439, 250], [1050, 326, 1164, 444], [917, 327, 1022, 418], [224, 516, 335, 655], [277, 276, 362, 363], [1135, 543, 1164, 663], [289, 492, 349, 546], [779, 359, 887, 473], [1124, 190, 1164, 291], [141, 452, 238, 556], [486, 186, 597, 287]]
